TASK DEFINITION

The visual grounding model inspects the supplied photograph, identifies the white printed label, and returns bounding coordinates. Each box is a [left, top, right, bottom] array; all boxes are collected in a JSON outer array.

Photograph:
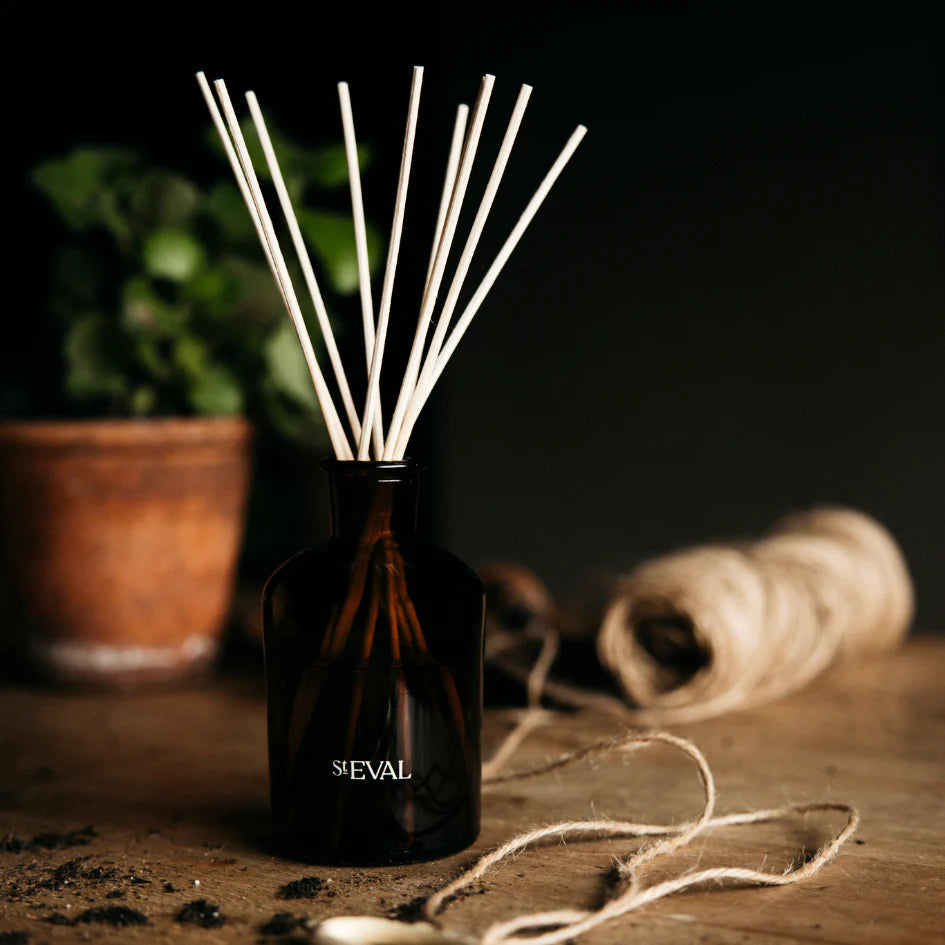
[[332, 760, 412, 781]]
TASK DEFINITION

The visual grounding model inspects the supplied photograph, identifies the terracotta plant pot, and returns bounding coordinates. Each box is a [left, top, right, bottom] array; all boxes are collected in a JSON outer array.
[[0, 418, 252, 687]]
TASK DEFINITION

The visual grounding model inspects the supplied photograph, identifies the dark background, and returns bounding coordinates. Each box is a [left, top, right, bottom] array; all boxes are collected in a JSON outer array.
[[9, 4, 944, 627]]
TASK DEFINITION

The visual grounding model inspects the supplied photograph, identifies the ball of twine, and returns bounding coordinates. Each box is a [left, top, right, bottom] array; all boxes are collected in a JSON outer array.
[[597, 507, 913, 722]]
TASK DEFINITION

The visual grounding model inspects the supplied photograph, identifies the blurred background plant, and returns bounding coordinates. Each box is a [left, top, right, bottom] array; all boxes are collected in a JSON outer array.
[[31, 122, 380, 443]]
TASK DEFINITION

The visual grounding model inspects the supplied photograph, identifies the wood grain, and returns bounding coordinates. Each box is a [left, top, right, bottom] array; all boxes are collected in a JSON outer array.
[[1, 637, 943, 943]]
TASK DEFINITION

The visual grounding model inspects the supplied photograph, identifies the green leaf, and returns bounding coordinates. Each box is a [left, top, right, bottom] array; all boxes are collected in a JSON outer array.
[[173, 334, 210, 381], [187, 267, 241, 319], [299, 142, 372, 190], [130, 386, 157, 416], [217, 256, 283, 326], [131, 171, 200, 228], [96, 187, 135, 250], [203, 181, 258, 243], [63, 315, 129, 401], [187, 363, 244, 416], [264, 321, 318, 408], [295, 208, 381, 295], [142, 228, 206, 282], [32, 148, 138, 231], [259, 378, 327, 446], [132, 335, 173, 382], [122, 277, 188, 335]]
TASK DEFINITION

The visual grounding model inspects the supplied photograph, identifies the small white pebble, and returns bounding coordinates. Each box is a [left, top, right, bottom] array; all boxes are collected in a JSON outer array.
[[65, 904, 72, 910], [193, 880, 200, 886]]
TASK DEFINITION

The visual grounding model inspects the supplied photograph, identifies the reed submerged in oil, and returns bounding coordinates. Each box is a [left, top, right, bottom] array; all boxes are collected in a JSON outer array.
[[263, 462, 483, 864]]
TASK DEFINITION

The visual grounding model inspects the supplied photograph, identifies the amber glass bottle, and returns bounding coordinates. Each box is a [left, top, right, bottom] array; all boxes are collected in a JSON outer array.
[[263, 461, 484, 865]]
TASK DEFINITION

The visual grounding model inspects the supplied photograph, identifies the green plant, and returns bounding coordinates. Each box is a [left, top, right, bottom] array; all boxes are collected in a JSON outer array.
[[33, 124, 380, 441]]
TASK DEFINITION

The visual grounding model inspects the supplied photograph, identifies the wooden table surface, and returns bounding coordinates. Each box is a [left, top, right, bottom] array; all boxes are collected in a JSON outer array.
[[1, 637, 943, 944]]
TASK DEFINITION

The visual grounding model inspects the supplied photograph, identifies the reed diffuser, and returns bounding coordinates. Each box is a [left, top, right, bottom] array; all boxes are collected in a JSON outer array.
[[198, 66, 585, 864]]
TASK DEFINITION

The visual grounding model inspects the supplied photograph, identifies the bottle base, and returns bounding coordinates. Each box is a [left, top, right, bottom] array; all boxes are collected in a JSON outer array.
[[272, 826, 481, 867]]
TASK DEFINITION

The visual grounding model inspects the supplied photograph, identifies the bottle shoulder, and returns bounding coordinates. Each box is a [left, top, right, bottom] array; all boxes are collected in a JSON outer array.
[[263, 538, 482, 600], [413, 540, 482, 590], [263, 542, 335, 598]]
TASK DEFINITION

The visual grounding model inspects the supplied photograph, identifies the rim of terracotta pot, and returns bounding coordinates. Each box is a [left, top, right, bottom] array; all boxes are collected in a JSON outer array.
[[0, 416, 252, 447]]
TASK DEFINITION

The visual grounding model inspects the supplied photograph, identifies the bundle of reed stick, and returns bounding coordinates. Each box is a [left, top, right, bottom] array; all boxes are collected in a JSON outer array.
[[199, 68, 586, 853], [197, 67, 585, 457]]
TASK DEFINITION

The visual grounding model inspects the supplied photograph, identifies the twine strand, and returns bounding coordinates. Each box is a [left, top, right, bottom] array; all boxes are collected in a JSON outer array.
[[427, 719, 859, 945], [477, 798, 858, 945]]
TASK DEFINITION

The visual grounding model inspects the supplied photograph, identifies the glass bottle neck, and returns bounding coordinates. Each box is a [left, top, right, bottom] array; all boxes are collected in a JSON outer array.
[[326, 461, 421, 544]]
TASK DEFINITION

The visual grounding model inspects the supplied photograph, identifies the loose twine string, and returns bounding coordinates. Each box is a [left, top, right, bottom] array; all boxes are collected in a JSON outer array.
[[418, 507, 909, 944], [423, 654, 859, 945]]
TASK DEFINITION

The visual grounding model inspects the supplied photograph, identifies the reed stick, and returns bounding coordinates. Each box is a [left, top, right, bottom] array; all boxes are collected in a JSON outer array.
[[197, 74, 353, 459], [246, 91, 363, 445], [338, 82, 385, 458], [390, 125, 588, 459], [382, 74, 496, 460], [358, 66, 423, 459], [415, 83, 532, 392], [425, 104, 469, 286], [196, 74, 278, 274]]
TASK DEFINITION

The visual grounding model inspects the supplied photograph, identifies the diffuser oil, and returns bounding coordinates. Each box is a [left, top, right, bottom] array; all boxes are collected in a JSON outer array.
[[263, 462, 484, 864]]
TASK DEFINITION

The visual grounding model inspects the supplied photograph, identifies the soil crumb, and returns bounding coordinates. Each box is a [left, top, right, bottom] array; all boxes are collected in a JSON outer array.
[[279, 876, 329, 899], [387, 895, 428, 923], [0, 932, 30, 945], [44, 905, 148, 927], [4, 856, 152, 903], [260, 912, 306, 935], [2, 827, 97, 854], [74, 905, 148, 926], [177, 899, 226, 928], [31, 826, 97, 851], [389, 883, 486, 922], [51, 856, 92, 887], [82, 864, 121, 881]]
